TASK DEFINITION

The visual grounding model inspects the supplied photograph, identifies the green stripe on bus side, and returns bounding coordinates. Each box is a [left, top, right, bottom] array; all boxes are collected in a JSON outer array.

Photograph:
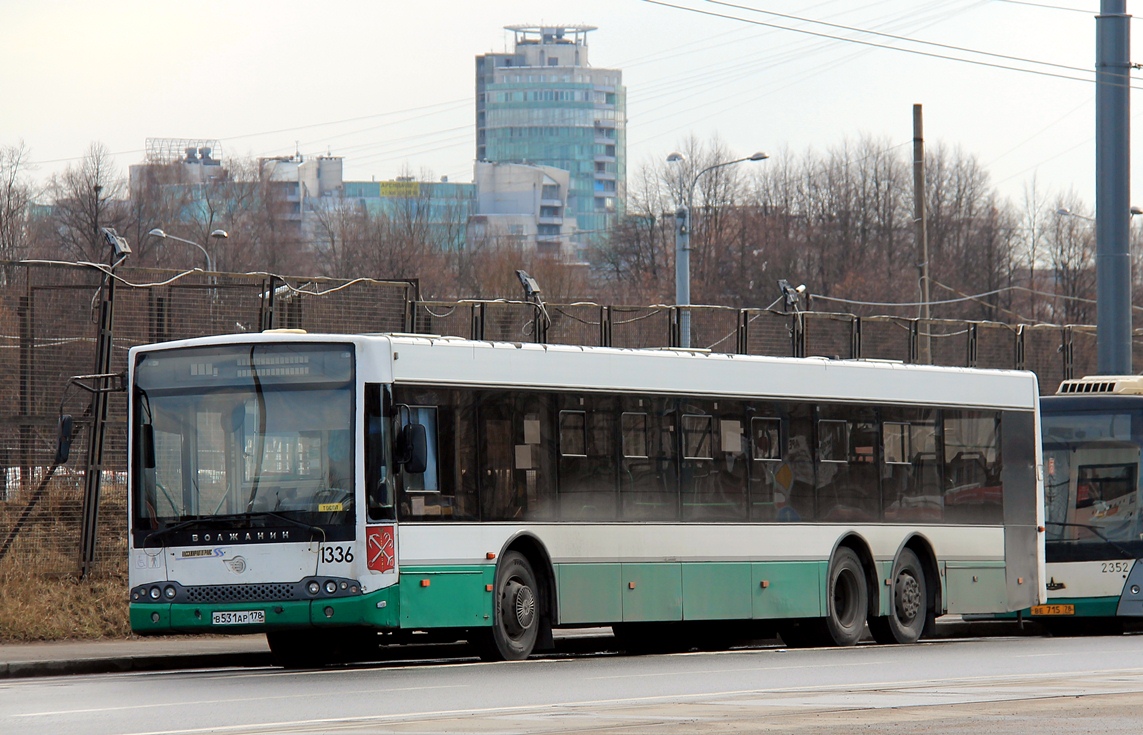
[[398, 566, 495, 629], [752, 561, 826, 619], [559, 563, 622, 623], [555, 561, 827, 625]]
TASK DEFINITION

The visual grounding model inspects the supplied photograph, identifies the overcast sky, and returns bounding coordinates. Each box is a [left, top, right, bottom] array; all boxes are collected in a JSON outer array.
[[2, 0, 1133, 209]]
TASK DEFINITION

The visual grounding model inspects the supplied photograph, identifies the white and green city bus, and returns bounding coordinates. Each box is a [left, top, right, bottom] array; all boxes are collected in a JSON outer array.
[[1019, 376, 1143, 634], [126, 332, 1045, 664]]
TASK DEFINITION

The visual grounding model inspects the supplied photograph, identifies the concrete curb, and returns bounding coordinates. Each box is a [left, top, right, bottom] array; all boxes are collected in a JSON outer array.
[[0, 651, 275, 679]]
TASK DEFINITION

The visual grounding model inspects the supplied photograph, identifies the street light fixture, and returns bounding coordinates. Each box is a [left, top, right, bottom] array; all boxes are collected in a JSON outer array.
[[1055, 207, 1095, 223], [147, 227, 228, 272], [667, 151, 769, 348]]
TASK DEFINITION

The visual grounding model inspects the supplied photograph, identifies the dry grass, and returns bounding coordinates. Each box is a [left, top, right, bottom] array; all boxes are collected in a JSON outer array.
[[0, 568, 131, 641], [0, 476, 132, 641]]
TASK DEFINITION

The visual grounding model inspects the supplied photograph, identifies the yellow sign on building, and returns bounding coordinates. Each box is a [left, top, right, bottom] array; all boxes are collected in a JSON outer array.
[[379, 181, 421, 198]]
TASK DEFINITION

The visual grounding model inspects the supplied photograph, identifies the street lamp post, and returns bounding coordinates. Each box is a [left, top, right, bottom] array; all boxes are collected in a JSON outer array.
[[667, 151, 768, 348], [147, 227, 228, 272]]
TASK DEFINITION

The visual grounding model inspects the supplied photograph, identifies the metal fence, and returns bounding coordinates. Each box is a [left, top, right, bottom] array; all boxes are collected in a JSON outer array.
[[0, 263, 412, 576], [0, 260, 1132, 577]]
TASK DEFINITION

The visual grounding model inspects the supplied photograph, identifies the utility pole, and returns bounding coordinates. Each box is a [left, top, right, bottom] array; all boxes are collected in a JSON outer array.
[[913, 104, 932, 364], [78, 226, 130, 578], [1095, 0, 1132, 375]]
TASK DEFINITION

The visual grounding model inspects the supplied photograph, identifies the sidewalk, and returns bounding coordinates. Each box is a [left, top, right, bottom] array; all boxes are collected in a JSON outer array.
[[0, 617, 1039, 679]]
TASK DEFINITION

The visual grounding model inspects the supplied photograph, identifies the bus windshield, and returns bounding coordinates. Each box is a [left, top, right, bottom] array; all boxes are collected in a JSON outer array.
[[1042, 410, 1140, 546], [131, 343, 356, 541]]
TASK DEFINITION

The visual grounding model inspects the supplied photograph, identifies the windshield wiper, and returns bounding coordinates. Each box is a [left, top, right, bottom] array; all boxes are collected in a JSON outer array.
[[1045, 520, 1136, 559], [143, 512, 325, 548]]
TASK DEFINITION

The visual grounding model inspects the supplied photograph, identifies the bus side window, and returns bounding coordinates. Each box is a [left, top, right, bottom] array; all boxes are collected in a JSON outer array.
[[558, 395, 617, 521], [783, 404, 816, 521], [943, 411, 1003, 524], [815, 407, 880, 523], [619, 397, 678, 521], [748, 414, 782, 521], [880, 409, 943, 523]]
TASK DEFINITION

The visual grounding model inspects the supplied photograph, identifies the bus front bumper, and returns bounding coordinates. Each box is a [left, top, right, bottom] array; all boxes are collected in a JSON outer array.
[[130, 584, 400, 634]]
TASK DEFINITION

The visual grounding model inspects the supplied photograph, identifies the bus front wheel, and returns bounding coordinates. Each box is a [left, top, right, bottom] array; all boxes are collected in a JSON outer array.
[[868, 548, 927, 644], [477, 551, 540, 661]]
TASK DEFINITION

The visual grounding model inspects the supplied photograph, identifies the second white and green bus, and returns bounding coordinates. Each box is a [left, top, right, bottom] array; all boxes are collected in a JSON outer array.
[[1017, 376, 1143, 634], [126, 332, 1045, 664]]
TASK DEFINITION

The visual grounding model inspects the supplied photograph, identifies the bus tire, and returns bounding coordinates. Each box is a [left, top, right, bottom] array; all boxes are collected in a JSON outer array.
[[477, 551, 540, 661], [824, 546, 868, 647], [868, 548, 926, 644]]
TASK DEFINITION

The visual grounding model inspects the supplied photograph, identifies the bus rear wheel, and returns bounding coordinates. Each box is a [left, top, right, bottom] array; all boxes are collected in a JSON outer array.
[[779, 547, 868, 647], [823, 546, 868, 646], [868, 548, 927, 644], [476, 551, 540, 661]]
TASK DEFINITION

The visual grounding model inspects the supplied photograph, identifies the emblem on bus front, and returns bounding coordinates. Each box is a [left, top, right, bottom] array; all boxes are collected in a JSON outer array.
[[367, 526, 395, 573], [225, 556, 247, 574]]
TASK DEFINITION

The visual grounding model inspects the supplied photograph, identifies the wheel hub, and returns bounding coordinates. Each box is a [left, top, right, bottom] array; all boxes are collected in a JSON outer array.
[[514, 584, 536, 629], [894, 573, 921, 622], [501, 580, 536, 636]]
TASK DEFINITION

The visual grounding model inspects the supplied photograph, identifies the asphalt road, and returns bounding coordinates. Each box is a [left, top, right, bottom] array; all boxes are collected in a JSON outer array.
[[3, 634, 1143, 734]]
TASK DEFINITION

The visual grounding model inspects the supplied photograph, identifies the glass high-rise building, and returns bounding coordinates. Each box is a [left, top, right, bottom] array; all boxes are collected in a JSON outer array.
[[476, 25, 626, 248]]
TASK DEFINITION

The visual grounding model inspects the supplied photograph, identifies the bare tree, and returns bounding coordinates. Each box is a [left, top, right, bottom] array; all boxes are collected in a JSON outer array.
[[310, 197, 371, 278], [1046, 193, 1095, 324], [0, 142, 35, 269], [45, 143, 134, 263], [1015, 176, 1051, 322], [595, 160, 675, 304]]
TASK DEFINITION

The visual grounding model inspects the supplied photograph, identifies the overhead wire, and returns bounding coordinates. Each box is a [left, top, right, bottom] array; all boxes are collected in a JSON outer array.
[[631, 1, 985, 151], [630, 0, 966, 104], [706, 0, 1093, 75], [643, 0, 1106, 86], [990, 0, 1095, 13], [28, 2, 1111, 188], [630, 0, 1119, 188]]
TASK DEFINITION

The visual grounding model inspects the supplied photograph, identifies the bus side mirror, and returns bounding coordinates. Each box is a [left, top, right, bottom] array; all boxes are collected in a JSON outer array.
[[396, 423, 428, 475], [140, 424, 156, 470], [54, 414, 74, 465]]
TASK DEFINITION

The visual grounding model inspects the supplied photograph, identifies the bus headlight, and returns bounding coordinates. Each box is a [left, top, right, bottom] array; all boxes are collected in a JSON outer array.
[[149, 586, 162, 600], [306, 581, 321, 595], [164, 586, 177, 600], [324, 580, 338, 594]]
